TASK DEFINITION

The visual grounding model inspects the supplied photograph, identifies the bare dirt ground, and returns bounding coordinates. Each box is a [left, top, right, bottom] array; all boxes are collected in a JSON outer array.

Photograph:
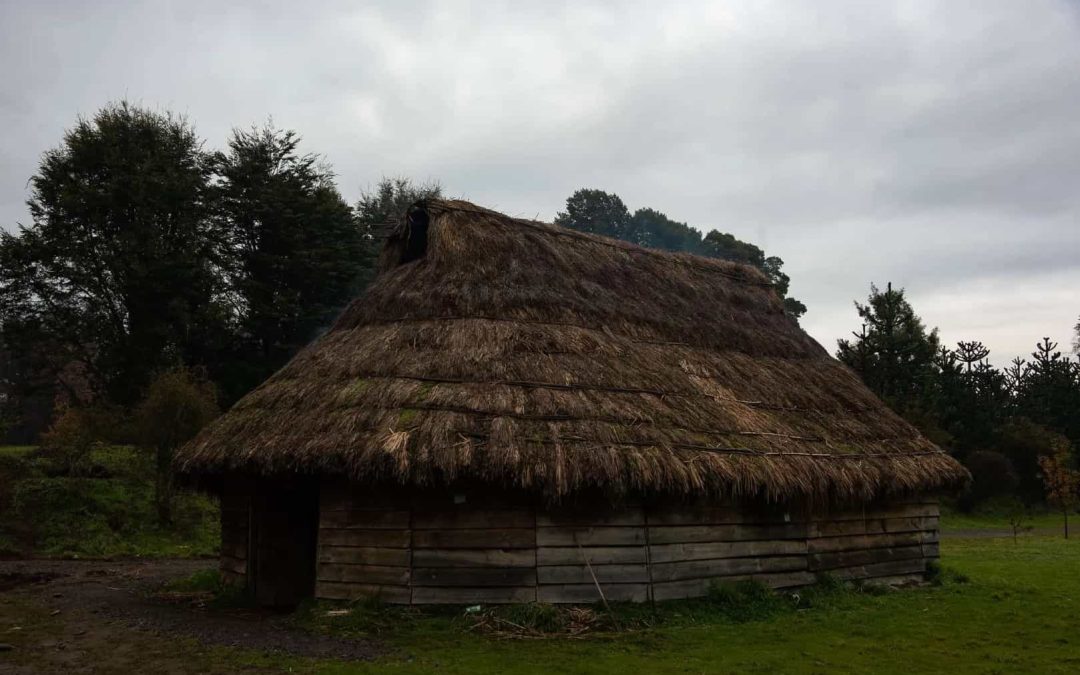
[[0, 558, 380, 674]]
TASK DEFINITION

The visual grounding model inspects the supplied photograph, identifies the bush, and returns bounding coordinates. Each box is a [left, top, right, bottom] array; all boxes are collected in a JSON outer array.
[[135, 367, 218, 524], [960, 450, 1019, 510]]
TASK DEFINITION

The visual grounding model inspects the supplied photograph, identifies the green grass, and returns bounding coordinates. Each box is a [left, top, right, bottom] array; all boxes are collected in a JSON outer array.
[[164, 536, 1071, 674], [0, 444, 219, 558], [940, 501, 1073, 533], [278, 536, 1080, 674]]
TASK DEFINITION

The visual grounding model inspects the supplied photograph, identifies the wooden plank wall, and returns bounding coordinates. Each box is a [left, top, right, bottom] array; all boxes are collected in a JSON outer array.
[[310, 483, 941, 604], [219, 483, 250, 585], [807, 498, 940, 584], [315, 485, 412, 603]]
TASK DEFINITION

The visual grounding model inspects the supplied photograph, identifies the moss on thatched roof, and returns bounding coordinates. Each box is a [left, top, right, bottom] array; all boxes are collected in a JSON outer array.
[[176, 200, 968, 500]]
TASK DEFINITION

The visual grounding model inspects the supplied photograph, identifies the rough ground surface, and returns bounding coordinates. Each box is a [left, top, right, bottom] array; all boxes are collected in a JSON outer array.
[[0, 558, 379, 673]]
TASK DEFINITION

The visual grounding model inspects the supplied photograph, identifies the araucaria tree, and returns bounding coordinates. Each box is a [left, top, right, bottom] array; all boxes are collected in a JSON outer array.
[[836, 283, 940, 411], [838, 284, 1080, 512]]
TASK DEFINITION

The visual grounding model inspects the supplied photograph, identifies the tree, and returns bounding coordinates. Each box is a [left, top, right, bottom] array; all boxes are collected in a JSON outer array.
[[1073, 315, 1079, 355], [1038, 441, 1080, 538], [214, 124, 364, 398], [836, 283, 940, 410], [961, 450, 1018, 510], [995, 418, 1071, 504], [0, 102, 223, 407], [554, 189, 632, 240], [1013, 338, 1080, 443], [135, 367, 218, 524], [555, 190, 807, 320], [354, 177, 443, 290]]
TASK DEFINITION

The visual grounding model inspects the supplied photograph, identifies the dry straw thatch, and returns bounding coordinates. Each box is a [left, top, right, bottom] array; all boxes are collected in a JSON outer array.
[[176, 200, 968, 501]]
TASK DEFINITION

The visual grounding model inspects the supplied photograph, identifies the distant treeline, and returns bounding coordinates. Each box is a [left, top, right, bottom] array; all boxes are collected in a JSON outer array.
[[837, 283, 1080, 510], [553, 189, 807, 320]]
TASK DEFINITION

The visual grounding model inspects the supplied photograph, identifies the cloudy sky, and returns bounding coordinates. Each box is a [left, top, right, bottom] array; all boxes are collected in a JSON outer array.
[[2, 0, 1078, 364]]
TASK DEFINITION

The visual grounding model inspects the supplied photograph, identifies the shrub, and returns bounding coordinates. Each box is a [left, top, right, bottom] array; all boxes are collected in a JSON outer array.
[[134, 367, 218, 524], [960, 450, 1019, 510]]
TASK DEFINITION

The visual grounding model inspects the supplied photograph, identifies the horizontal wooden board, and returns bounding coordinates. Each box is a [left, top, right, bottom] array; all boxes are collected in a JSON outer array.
[[808, 516, 938, 538], [651, 571, 816, 601], [320, 509, 410, 529], [411, 586, 536, 604], [922, 542, 941, 559], [315, 581, 411, 604], [651, 555, 806, 582], [412, 548, 535, 568], [537, 509, 644, 527], [809, 545, 924, 571], [536, 526, 645, 547], [646, 506, 793, 526], [220, 555, 246, 575], [648, 523, 806, 545], [536, 546, 647, 566], [537, 583, 649, 604], [320, 485, 410, 512], [318, 529, 410, 548], [412, 566, 537, 587], [807, 531, 925, 554], [537, 564, 649, 585], [832, 558, 927, 580], [412, 510, 533, 530], [220, 570, 245, 586], [317, 563, 410, 586], [649, 539, 805, 563], [220, 539, 248, 560], [317, 545, 410, 567], [412, 528, 535, 549], [812, 503, 939, 522]]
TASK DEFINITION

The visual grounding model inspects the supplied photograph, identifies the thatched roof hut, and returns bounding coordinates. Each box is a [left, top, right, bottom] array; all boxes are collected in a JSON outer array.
[[177, 199, 966, 606]]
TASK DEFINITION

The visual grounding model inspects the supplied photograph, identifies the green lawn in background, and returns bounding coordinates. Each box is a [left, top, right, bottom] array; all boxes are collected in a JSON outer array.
[[0, 444, 218, 558]]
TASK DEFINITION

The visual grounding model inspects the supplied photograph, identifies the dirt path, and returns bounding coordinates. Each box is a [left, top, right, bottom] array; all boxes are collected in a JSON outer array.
[[0, 558, 380, 673]]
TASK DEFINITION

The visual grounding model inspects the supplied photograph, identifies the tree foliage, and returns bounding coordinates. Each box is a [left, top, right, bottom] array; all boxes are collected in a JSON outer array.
[[0, 102, 222, 406], [354, 177, 442, 289], [1038, 442, 1079, 538], [134, 367, 218, 523], [836, 283, 940, 409], [555, 189, 806, 320], [213, 124, 363, 398], [838, 284, 1080, 510]]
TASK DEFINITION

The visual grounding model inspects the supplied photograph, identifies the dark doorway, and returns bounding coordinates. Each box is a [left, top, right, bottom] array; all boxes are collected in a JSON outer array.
[[250, 478, 319, 607]]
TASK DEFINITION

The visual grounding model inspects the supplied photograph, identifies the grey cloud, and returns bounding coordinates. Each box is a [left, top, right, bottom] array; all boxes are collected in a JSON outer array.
[[1, 0, 1078, 365]]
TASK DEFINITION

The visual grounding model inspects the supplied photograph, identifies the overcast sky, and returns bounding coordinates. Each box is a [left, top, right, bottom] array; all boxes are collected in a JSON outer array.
[[2, 0, 1078, 365]]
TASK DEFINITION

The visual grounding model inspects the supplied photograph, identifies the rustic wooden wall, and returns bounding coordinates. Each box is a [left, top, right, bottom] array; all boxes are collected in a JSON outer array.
[[219, 480, 251, 585], [308, 483, 940, 605]]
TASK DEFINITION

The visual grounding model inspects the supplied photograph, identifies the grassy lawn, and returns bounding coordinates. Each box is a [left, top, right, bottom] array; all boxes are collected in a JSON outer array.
[[940, 503, 1074, 534], [0, 444, 218, 558]]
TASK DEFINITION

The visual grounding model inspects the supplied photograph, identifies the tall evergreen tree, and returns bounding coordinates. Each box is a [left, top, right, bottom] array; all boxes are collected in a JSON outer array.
[[214, 124, 363, 398], [836, 283, 940, 410], [0, 102, 221, 405]]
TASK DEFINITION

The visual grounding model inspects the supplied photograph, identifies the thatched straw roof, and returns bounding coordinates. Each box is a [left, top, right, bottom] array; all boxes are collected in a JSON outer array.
[[176, 200, 968, 501]]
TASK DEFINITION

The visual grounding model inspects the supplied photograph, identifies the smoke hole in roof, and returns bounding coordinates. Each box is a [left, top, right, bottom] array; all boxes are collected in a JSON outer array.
[[400, 206, 430, 264]]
